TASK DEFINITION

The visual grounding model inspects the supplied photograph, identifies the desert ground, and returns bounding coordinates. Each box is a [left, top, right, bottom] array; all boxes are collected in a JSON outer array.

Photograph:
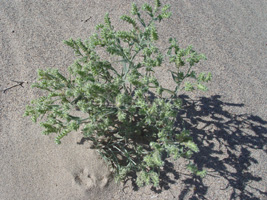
[[0, 0, 266, 199]]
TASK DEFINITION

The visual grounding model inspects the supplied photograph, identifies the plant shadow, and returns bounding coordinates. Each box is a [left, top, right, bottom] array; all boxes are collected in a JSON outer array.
[[176, 94, 267, 200]]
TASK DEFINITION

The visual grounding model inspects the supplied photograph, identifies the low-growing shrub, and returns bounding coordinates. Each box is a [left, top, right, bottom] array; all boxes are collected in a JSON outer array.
[[25, 0, 211, 187]]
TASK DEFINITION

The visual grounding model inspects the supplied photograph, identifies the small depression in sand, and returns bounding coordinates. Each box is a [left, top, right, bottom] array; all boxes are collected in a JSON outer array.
[[57, 133, 114, 196]]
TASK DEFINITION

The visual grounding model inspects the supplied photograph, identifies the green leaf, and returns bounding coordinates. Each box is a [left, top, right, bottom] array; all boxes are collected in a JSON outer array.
[[154, 0, 161, 8], [205, 72, 212, 82], [131, 3, 139, 15], [76, 39, 88, 53], [196, 170, 207, 178], [197, 83, 208, 91], [184, 82, 194, 91], [122, 61, 129, 80], [96, 24, 104, 30], [149, 171, 160, 187], [63, 38, 75, 48], [55, 129, 70, 144], [182, 140, 199, 152], [150, 24, 158, 41], [120, 15, 137, 27], [142, 3, 153, 14], [104, 13, 112, 28], [187, 163, 206, 178], [55, 71, 67, 82], [161, 5, 172, 19]]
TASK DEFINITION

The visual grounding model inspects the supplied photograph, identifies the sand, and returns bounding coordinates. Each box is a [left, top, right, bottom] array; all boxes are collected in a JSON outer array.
[[0, 0, 266, 199]]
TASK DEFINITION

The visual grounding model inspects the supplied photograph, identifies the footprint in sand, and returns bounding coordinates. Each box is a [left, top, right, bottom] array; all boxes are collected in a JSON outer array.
[[73, 168, 110, 190]]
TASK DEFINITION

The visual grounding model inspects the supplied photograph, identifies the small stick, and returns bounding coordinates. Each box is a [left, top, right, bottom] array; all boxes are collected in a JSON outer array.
[[81, 16, 92, 23], [2, 80, 28, 93]]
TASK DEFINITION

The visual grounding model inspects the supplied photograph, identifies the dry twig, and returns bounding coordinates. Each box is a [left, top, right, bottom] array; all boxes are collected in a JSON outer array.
[[2, 80, 28, 93]]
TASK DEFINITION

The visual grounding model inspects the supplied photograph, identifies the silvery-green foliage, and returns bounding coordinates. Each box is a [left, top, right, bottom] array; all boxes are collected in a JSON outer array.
[[25, 0, 210, 187]]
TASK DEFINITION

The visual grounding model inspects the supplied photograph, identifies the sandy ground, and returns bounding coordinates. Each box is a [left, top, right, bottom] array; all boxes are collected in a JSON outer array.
[[0, 0, 267, 199]]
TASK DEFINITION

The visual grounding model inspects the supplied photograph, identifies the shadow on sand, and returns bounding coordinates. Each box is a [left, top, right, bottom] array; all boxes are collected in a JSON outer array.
[[164, 94, 267, 200]]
